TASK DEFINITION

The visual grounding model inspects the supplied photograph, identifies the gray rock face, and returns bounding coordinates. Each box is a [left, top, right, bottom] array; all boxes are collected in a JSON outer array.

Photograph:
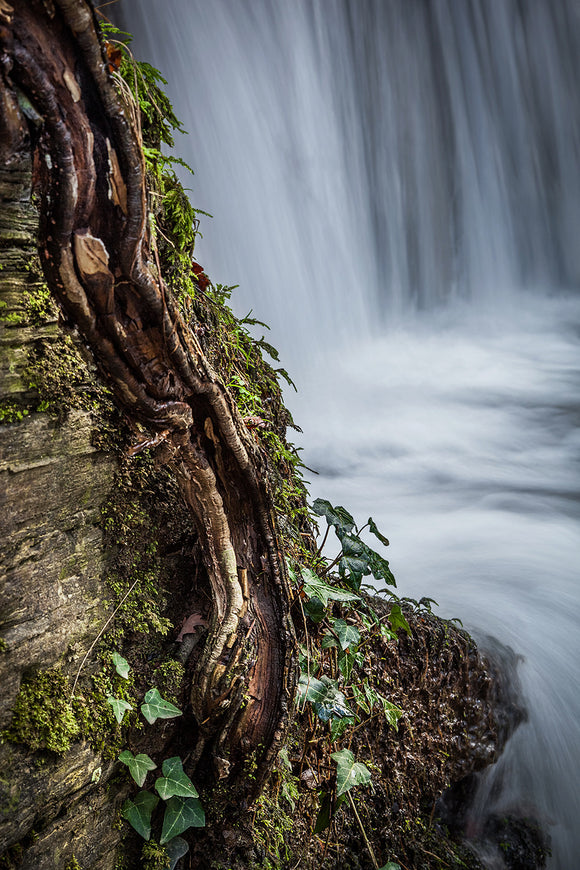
[[0, 158, 122, 868]]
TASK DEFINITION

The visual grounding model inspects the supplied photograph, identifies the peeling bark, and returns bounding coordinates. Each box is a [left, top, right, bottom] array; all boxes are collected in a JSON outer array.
[[1, 0, 296, 789]]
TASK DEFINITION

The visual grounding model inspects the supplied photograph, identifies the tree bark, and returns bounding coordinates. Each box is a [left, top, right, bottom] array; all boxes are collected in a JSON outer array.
[[1, 0, 295, 790]]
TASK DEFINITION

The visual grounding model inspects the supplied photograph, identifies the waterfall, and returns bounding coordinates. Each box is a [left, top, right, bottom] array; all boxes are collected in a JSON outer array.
[[117, 2, 580, 867]]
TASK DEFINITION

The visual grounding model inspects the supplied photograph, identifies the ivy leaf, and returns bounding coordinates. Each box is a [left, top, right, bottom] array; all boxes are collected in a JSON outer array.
[[313, 790, 333, 834], [338, 649, 357, 682], [330, 715, 356, 743], [141, 688, 182, 725], [119, 750, 157, 787], [379, 865, 402, 870], [312, 499, 355, 537], [166, 836, 189, 869], [332, 748, 372, 796], [297, 674, 352, 722], [381, 698, 403, 730], [112, 652, 130, 679], [155, 756, 199, 800], [330, 618, 361, 651], [367, 549, 397, 587], [388, 604, 412, 636], [121, 790, 159, 840], [368, 517, 390, 547], [352, 683, 371, 715], [300, 568, 360, 607], [338, 554, 369, 589], [160, 796, 205, 844], [107, 695, 133, 724], [303, 596, 326, 623]]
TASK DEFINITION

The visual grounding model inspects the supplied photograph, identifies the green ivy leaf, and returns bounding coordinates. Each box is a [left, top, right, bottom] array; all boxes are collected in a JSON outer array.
[[119, 750, 157, 787], [300, 568, 360, 607], [297, 675, 352, 722], [312, 498, 355, 537], [331, 748, 372, 796], [107, 695, 133, 724], [368, 517, 390, 547], [155, 757, 199, 800], [112, 652, 130, 679], [166, 836, 189, 869], [121, 790, 159, 840], [160, 796, 205, 844], [338, 554, 369, 588], [330, 715, 357, 743], [351, 683, 371, 715], [141, 688, 182, 725], [330, 618, 361, 651], [388, 604, 412, 636]]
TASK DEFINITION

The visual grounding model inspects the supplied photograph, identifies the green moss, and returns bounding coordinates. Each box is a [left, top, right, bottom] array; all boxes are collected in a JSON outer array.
[[2, 658, 140, 758], [151, 660, 185, 704], [141, 840, 171, 870], [2, 669, 80, 754], [0, 401, 29, 424]]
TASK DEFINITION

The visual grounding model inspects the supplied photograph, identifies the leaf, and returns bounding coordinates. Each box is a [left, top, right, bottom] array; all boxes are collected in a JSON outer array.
[[119, 750, 157, 787], [107, 695, 133, 724], [330, 715, 356, 743], [121, 790, 159, 840], [155, 756, 199, 800], [331, 748, 372, 796], [388, 604, 412, 636], [352, 683, 371, 715], [300, 568, 360, 607], [141, 688, 182, 725], [338, 554, 369, 588], [112, 652, 130, 679], [367, 549, 397, 587], [379, 864, 402, 870], [313, 791, 333, 834], [368, 517, 390, 547], [160, 796, 205, 844], [330, 618, 361, 651], [303, 596, 326, 623], [166, 836, 189, 869], [297, 674, 352, 722], [337, 649, 357, 682], [312, 498, 355, 537]]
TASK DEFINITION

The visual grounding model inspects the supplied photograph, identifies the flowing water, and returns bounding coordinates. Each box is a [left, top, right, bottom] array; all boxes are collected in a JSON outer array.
[[118, 2, 580, 866]]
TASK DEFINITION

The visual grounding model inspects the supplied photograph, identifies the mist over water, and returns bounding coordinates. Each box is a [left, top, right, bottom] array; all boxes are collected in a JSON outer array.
[[119, 1, 580, 866]]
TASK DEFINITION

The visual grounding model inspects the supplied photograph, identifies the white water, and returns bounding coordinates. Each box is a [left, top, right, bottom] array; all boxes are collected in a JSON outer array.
[[118, 2, 580, 866]]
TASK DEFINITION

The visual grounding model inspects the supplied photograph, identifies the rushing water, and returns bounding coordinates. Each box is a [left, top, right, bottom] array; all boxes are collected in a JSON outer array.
[[118, 2, 580, 866]]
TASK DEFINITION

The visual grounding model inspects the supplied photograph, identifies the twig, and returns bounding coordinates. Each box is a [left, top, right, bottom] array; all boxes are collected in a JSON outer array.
[[70, 577, 140, 698], [346, 790, 379, 869]]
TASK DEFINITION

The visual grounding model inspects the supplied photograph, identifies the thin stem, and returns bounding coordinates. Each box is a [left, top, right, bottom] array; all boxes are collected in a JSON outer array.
[[346, 790, 379, 870], [70, 576, 140, 698]]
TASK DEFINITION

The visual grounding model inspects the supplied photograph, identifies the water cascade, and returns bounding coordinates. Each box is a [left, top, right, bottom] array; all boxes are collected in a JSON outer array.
[[118, 2, 580, 867]]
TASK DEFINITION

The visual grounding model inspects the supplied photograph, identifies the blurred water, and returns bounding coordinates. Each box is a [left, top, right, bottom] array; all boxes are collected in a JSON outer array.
[[118, 1, 580, 865]]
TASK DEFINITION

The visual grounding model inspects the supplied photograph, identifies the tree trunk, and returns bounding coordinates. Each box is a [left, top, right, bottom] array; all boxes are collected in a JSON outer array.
[[1, 0, 295, 790]]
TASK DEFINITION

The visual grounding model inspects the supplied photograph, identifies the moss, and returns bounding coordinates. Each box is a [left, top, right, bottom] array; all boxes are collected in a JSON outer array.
[[151, 660, 185, 704], [2, 659, 139, 758], [141, 840, 171, 870], [0, 401, 29, 424], [2, 668, 80, 754]]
